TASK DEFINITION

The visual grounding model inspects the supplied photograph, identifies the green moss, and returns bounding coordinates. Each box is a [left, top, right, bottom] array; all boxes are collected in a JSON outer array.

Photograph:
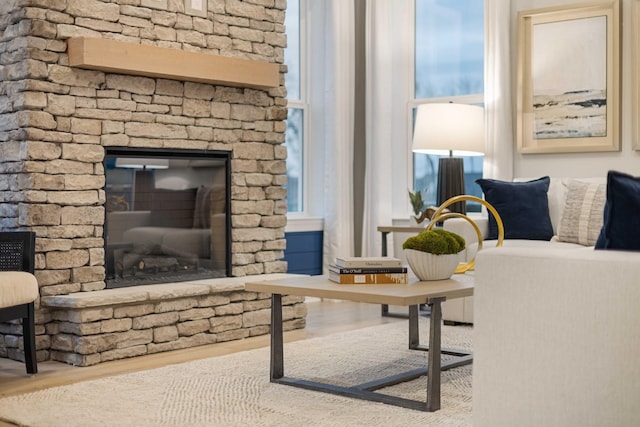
[[402, 229, 466, 255]]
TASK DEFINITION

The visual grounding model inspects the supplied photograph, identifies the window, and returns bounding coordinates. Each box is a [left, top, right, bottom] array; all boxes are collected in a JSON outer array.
[[413, 0, 484, 212], [284, 0, 306, 213]]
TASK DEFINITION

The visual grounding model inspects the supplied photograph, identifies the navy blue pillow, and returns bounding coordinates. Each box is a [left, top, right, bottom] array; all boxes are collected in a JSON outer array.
[[476, 177, 554, 241], [595, 171, 640, 250]]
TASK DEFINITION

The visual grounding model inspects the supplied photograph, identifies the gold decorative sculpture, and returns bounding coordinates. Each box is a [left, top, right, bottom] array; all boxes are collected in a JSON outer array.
[[425, 195, 504, 274], [413, 205, 451, 225]]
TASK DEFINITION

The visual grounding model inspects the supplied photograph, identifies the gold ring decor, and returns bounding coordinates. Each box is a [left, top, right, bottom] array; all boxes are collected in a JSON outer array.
[[425, 195, 504, 274]]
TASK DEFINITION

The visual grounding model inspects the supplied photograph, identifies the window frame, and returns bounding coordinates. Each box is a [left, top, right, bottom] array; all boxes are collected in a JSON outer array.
[[284, 0, 311, 217], [409, 0, 485, 212]]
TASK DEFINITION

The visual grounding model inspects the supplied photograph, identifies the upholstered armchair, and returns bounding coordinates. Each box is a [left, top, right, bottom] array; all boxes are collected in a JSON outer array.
[[0, 231, 39, 374]]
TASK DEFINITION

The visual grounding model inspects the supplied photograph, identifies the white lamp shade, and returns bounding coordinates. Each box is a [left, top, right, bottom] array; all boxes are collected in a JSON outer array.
[[412, 103, 485, 156]]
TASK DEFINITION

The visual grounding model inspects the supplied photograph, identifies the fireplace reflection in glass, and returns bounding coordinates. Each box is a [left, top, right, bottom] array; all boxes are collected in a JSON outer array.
[[104, 149, 230, 288]]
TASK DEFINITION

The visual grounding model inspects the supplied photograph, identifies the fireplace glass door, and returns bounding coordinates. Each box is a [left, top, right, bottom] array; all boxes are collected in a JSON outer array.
[[104, 149, 230, 288]]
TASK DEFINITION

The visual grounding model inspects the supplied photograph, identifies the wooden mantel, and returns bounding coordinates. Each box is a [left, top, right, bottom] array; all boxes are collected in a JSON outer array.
[[67, 37, 280, 90]]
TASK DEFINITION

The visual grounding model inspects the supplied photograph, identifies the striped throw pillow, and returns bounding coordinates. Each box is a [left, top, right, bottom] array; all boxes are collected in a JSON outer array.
[[557, 180, 606, 246]]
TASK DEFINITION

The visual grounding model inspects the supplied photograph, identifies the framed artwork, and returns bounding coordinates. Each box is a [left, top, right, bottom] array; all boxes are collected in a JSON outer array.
[[185, 0, 208, 18], [634, 0, 640, 150], [141, 0, 168, 10], [516, 1, 620, 154]]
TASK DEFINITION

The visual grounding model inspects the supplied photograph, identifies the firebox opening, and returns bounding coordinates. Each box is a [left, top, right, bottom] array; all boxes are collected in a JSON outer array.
[[104, 148, 231, 288]]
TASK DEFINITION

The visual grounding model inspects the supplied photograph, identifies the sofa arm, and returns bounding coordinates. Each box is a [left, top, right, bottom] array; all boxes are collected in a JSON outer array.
[[473, 246, 640, 426], [442, 215, 488, 261]]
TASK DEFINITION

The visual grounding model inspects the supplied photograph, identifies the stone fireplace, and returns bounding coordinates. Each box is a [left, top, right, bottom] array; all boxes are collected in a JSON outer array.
[[0, 0, 306, 367]]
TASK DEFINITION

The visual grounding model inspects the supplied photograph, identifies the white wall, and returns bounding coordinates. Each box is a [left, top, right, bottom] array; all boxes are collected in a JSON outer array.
[[511, 0, 640, 179]]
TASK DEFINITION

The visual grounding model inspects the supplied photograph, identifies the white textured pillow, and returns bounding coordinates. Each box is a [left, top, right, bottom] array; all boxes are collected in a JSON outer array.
[[557, 180, 606, 246]]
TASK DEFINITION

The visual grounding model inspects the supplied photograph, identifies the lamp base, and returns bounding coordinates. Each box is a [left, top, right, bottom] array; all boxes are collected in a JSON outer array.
[[437, 157, 466, 215]]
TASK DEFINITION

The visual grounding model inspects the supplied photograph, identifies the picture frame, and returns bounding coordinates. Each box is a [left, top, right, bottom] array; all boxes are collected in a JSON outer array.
[[185, 0, 208, 18], [516, 1, 620, 154], [633, 0, 640, 150]]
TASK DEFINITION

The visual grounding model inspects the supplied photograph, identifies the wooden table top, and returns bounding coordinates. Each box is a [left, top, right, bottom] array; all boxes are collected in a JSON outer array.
[[245, 274, 474, 307]]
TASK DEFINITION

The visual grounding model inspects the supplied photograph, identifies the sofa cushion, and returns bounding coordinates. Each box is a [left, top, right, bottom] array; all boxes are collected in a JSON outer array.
[[149, 188, 198, 228], [476, 176, 554, 241], [161, 228, 211, 259], [516, 176, 606, 235], [0, 271, 39, 307], [595, 171, 640, 250], [557, 180, 606, 246], [465, 238, 584, 261]]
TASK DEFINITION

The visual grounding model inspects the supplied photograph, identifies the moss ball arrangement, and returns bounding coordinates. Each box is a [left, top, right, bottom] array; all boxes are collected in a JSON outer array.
[[402, 229, 466, 255], [403, 229, 466, 280]]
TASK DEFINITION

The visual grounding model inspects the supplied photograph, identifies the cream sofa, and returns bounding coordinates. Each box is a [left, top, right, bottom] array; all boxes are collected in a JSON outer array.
[[473, 245, 640, 426], [442, 177, 606, 323]]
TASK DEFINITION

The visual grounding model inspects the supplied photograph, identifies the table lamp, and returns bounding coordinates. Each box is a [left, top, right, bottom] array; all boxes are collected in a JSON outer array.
[[412, 103, 485, 215]]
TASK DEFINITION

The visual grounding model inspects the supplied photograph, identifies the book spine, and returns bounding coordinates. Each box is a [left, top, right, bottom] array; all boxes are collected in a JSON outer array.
[[329, 265, 407, 274], [334, 257, 403, 268], [335, 260, 404, 268], [328, 272, 408, 285]]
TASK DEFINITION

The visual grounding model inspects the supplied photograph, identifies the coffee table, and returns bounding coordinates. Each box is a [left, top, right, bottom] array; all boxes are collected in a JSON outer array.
[[244, 274, 474, 412]]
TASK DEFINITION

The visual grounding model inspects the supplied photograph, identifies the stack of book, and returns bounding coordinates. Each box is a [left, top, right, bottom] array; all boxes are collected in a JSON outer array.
[[328, 256, 408, 284]]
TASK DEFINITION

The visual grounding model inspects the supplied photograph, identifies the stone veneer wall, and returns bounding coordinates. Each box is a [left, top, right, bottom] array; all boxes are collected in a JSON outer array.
[[0, 0, 303, 366]]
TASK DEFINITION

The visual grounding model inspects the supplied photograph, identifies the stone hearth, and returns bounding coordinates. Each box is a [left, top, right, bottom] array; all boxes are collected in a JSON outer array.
[[0, 0, 305, 366], [41, 274, 305, 366]]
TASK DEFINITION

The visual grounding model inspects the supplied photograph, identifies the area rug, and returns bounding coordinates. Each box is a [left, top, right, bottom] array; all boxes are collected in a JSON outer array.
[[0, 319, 472, 427]]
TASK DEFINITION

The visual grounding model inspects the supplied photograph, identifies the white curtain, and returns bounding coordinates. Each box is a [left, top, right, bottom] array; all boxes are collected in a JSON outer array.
[[361, 0, 394, 258], [323, 0, 506, 263], [484, 0, 514, 180], [322, 0, 356, 271], [361, 0, 412, 258]]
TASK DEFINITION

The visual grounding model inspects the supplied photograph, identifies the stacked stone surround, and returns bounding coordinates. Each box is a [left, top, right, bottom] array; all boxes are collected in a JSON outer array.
[[0, 0, 303, 366], [40, 274, 306, 366]]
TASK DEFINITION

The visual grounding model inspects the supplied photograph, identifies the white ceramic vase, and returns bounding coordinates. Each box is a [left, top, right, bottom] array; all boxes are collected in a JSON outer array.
[[404, 249, 461, 281]]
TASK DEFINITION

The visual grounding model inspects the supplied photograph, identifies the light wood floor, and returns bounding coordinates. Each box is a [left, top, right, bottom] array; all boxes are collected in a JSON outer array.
[[0, 299, 409, 425]]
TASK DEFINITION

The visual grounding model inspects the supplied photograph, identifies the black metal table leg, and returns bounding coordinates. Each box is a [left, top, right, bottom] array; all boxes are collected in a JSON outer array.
[[426, 296, 445, 412], [381, 231, 392, 316], [270, 293, 284, 380], [408, 304, 420, 349]]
